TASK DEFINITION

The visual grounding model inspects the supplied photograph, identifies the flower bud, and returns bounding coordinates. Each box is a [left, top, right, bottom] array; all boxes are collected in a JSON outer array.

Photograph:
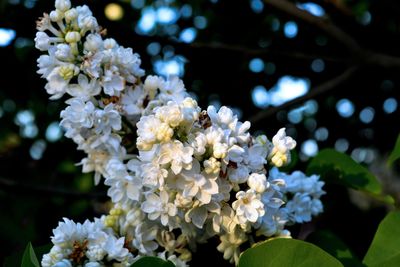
[[82, 16, 98, 31], [103, 38, 117, 49], [55, 0, 71, 12], [49, 10, 64, 22], [65, 31, 81, 43], [34, 32, 50, 51], [64, 8, 77, 22], [84, 33, 103, 52], [53, 259, 72, 267]]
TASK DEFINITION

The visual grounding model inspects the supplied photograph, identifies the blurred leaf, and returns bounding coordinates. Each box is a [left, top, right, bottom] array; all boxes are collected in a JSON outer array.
[[4, 243, 50, 267], [363, 211, 400, 267], [20, 243, 39, 267], [387, 134, 400, 166], [307, 230, 363, 267], [238, 238, 343, 267], [3, 250, 23, 267], [307, 149, 394, 204], [131, 256, 176, 267], [74, 173, 94, 192]]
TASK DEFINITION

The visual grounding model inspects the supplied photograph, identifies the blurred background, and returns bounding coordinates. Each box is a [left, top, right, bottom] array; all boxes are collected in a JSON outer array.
[[1, 0, 400, 265]]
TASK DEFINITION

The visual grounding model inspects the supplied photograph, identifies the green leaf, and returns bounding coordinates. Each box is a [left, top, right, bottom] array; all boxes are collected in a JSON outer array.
[[307, 230, 362, 267], [238, 238, 343, 267], [130, 256, 176, 267], [307, 149, 394, 204], [20, 243, 40, 267], [388, 134, 400, 166], [363, 211, 400, 267]]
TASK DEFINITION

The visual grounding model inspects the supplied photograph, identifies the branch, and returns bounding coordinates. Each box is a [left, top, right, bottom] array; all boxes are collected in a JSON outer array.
[[132, 34, 347, 63], [263, 0, 400, 69], [0, 177, 106, 199], [249, 66, 359, 124]]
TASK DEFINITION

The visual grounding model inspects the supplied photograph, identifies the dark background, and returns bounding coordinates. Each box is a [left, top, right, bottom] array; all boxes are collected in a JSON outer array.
[[0, 0, 400, 265]]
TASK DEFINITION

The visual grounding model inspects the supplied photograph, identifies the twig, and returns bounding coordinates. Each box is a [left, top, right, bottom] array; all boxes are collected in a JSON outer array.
[[0, 177, 106, 199], [131, 34, 347, 63], [249, 66, 359, 124], [263, 0, 400, 69]]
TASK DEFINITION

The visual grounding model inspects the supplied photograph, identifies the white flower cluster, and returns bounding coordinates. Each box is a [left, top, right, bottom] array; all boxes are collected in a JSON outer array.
[[36, 1, 325, 266], [42, 218, 134, 267]]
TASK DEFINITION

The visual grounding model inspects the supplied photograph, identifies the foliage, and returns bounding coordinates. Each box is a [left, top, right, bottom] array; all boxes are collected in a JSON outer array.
[[363, 211, 400, 267], [238, 238, 343, 267], [307, 149, 394, 204]]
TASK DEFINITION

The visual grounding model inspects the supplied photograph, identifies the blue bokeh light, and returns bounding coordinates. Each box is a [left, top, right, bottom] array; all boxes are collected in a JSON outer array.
[[383, 98, 397, 114], [301, 139, 319, 157], [311, 58, 325, 72], [156, 6, 179, 24], [335, 138, 349, 152], [0, 28, 16, 47], [194, 16, 207, 29], [46, 122, 63, 142], [30, 140, 46, 160], [251, 85, 269, 108], [284, 21, 298, 38], [249, 58, 264, 73], [269, 76, 310, 106], [137, 7, 156, 33], [336, 99, 355, 118], [297, 3, 325, 17], [359, 107, 375, 124], [250, 0, 264, 13], [179, 27, 197, 43]]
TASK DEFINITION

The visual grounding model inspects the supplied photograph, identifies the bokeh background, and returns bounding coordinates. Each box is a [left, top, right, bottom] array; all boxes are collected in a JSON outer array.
[[1, 0, 400, 265]]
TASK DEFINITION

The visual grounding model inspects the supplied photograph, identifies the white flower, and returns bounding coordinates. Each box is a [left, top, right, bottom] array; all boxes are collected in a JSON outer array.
[[120, 86, 145, 116], [189, 132, 207, 156], [143, 75, 162, 99], [158, 141, 193, 174], [93, 104, 121, 135], [228, 165, 249, 184], [177, 160, 219, 204], [247, 173, 268, 193], [61, 98, 95, 128], [131, 223, 158, 254], [102, 68, 125, 96], [155, 101, 183, 128], [207, 106, 237, 130], [232, 189, 265, 224], [269, 128, 296, 167], [158, 76, 187, 103], [45, 65, 78, 99], [137, 116, 173, 150], [53, 259, 72, 267], [203, 157, 221, 175], [217, 230, 247, 265], [245, 143, 268, 171], [66, 75, 101, 100], [141, 190, 177, 227], [103, 235, 130, 262], [141, 162, 168, 188]]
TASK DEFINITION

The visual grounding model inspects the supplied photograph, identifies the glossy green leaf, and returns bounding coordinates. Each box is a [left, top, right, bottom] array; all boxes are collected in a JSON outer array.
[[307, 149, 393, 204], [363, 211, 400, 267], [307, 230, 362, 267], [238, 238, 343, 267], [130, 256, 176, 267], [20, 243, 40, 267], [388, 134, 400, 166]]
